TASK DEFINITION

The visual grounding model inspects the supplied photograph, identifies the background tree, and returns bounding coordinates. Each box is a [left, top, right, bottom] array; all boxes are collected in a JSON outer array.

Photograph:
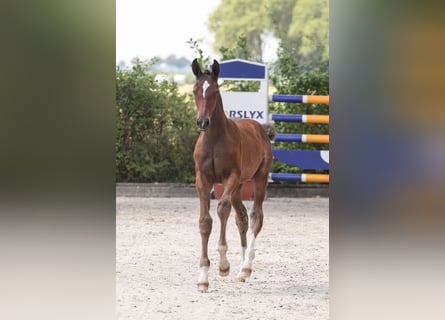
[[208, 0, 268, 61], [286, 0, 329, 63], [265, 0, 297, 42], [208, 0, 328, 64]]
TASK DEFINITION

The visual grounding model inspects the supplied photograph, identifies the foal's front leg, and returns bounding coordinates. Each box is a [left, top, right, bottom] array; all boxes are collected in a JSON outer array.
[[196, 173, 213, 292], [216, 191, 232, 277], [217, 173, 241, 277]]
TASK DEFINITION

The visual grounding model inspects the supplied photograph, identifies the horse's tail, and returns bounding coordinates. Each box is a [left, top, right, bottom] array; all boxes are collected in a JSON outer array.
[[262, 123, 276, 141]]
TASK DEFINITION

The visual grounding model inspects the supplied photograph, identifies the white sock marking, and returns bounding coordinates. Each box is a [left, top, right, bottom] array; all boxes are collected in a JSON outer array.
[[241, 231, 256, 271], [198, 266, 209, 284], [241, 246, 246, 261]]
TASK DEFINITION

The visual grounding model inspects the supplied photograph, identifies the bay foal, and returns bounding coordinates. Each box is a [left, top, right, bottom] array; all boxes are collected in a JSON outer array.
[[191, 59, 275, 292]]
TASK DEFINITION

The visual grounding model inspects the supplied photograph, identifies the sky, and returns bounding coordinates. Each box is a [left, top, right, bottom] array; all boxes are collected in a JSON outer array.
[[116, 0, 221, 64]]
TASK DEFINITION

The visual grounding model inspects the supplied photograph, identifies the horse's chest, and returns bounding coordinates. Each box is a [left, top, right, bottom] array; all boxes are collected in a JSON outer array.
[[195, 148, 236, 178], [213, 152, 234, 171]]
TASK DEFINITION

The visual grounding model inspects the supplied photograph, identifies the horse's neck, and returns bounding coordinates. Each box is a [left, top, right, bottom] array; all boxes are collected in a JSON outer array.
[[207, 94, 230, 140]]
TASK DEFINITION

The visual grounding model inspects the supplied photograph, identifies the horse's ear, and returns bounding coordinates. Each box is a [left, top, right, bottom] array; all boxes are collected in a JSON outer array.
[[211, 59, 220, 78], [191, 58, 202, 78]]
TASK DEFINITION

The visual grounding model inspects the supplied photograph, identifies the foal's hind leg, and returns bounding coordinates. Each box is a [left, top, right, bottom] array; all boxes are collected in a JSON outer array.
[[231, 183, 248, 269], [236, 175, 268, 282], [216, 174, 240, 277]]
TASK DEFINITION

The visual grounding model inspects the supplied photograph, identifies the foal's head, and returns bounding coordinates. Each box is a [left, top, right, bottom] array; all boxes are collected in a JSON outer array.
[[191, 58, 221, 131]]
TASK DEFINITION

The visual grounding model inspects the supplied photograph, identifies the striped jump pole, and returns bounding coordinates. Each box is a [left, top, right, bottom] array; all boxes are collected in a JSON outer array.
[[274, 134, 329, 144], [271, 94, 329, 105], [270, 114, 329, 124], [270, 173, 329, 183]]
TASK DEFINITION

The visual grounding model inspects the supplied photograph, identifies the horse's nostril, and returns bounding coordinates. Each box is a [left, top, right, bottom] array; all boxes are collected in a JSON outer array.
[[197, 117, 210, 130]]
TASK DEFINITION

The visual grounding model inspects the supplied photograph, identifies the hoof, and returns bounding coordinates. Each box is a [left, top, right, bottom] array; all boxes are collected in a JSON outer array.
[[197, 282, 209, 292], [236, 268, 252, 282], [219, 266, 230, 277]]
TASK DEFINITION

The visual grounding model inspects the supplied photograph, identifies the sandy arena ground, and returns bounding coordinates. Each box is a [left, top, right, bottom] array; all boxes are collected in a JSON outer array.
[[116, 197, 329, 320]]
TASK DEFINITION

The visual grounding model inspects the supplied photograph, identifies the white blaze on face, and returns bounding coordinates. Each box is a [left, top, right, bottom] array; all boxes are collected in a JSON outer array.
[[202, 80, 210, 98]]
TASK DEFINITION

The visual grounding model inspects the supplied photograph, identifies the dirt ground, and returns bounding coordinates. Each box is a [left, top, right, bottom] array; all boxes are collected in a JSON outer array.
[[116, 197, 329, 320]]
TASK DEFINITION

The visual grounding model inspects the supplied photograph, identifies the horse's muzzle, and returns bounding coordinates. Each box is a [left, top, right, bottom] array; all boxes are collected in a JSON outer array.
[[196, 117, 210, 131]]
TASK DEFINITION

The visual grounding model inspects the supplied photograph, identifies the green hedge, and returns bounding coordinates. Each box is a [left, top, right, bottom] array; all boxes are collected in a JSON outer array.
[[116, 62, 197, 183]]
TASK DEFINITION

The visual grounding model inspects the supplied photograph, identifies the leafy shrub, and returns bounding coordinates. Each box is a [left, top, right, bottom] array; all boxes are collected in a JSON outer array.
[[116, 61, 197, 182]]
